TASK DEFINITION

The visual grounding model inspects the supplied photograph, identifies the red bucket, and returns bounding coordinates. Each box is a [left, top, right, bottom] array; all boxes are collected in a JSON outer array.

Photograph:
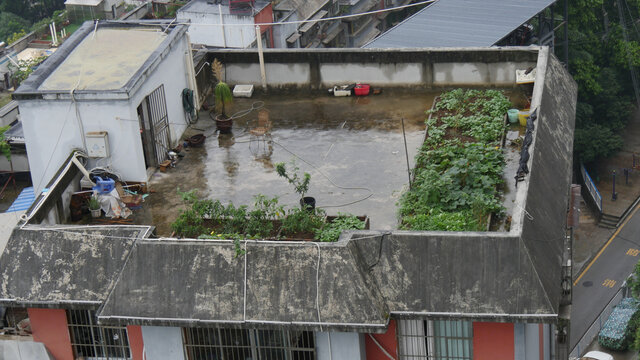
[[354, 84, 370, 96]]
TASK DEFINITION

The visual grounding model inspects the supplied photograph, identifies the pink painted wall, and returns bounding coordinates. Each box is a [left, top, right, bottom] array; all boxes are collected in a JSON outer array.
[[127, 325, 145, 360], [254, 3, 274, 48], [365, 320, 398, 360], [473, 322, 514, 360], [28, 308, 74, 360]]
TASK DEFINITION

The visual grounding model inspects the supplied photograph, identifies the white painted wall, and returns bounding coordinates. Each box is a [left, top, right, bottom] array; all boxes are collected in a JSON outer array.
[[273, 12, 299, 48], [0, 153, 29, 173], [514, 323, 549, 360], [226, 63, 310, 86], [129, 32, 191, 147], [20, 30, 192, 196], [141, 326, 186, 360], [321, 63, 423, 86], [315, 332, 366, 360], [20, 98, 144, 196], [223, 60, 537, 88], [433, 62, 533, 85], [178, 10, 257, 48]]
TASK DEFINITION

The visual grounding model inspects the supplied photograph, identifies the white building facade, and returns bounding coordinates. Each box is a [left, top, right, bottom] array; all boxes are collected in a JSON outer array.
[[13, 21, 197, 195]]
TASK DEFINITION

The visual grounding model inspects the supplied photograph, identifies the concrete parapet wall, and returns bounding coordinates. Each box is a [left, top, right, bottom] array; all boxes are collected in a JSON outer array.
[[207, 47, 539, 90]]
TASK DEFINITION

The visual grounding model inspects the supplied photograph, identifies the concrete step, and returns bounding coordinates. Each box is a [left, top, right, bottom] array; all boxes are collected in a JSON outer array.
[[598, 213, 620, 229], [601, 213, 620, 221], [597, 222, 617, 229]]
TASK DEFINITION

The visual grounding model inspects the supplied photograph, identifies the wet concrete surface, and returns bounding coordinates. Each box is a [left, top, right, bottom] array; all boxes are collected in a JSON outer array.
[[142, 89, 527, 236], [146, 90, 436, 236]]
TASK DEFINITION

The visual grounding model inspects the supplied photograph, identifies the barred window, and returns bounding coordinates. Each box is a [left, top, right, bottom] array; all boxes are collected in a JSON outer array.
[[67, 309, 131, 360], [183, 327, 316, 360], [397, 319, 472, 360]]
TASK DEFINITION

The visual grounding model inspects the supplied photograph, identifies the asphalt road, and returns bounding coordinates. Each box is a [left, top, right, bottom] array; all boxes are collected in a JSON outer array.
[[570, 204, 640, 349]]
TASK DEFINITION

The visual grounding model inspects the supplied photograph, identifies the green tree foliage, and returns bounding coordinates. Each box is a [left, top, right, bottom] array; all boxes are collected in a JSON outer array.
[[567, 0, 640, 164], [9, 56, 47, 87], [6, 30, 27, 45], [0, 0, 64, 23], [0, 0, 65, 43], [0, 12, 30, 44]]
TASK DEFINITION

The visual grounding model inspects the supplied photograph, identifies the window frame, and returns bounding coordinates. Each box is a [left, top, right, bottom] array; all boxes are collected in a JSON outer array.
[[396, 319, 473, 360], [66, 309, 131, 360], [183, 327, 317, 360]]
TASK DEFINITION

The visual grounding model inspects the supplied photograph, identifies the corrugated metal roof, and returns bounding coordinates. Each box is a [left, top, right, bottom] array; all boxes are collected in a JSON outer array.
[[365, 0, 556, 48], [64, 0, 102, 6], [6, 187, 34, 213]]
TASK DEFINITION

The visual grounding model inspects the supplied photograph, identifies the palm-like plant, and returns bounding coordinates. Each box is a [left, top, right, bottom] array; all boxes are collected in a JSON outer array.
[[212, 58, 233, 118]]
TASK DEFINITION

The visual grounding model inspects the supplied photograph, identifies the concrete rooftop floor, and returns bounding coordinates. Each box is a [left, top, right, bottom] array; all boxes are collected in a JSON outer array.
[[139, 89, 526, 236]]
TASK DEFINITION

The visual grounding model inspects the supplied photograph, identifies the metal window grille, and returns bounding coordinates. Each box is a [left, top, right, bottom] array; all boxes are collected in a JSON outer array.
[[67, 309, 131, 360], [183, 327, 316, 360], [397, 319, 472, 360]]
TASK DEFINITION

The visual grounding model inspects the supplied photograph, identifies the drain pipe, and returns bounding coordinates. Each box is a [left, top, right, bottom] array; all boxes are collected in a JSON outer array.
[[255, 25, 267, 92], [49, 23, 55, 45], [52, 21, 58, 45], [219, 4, 227, 48], [71, 155, 95, 187]]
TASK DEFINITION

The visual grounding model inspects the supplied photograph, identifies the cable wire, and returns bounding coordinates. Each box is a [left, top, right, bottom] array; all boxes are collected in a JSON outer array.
[[270, 139, 374, 208], [110, 0, 436, 29]]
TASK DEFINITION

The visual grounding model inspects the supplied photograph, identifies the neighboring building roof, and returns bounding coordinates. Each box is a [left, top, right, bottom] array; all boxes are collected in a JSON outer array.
[[13, 21, 187, 99], [99, 239, 389, 331], [0, 226, 151, 307], [65, 0, 103, 6], [299, 10, 328, 33], [274, 0, 330, 24], [39, 28, 167, 91], [364, 0, 556, 48], [179, 0, 271, 16]]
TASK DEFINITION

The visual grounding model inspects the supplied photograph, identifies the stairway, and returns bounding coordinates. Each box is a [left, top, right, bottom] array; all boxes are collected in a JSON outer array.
[[598, 213, 620, 229]]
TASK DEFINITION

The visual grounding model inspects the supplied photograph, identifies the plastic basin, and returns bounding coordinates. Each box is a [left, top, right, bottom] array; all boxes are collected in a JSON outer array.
[[507, 109, 519, 123], [518, 109, 530, 126]]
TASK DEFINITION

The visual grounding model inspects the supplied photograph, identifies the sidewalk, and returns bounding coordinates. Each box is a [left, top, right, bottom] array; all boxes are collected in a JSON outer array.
[[583, 337, 638, 360], [574, 110, 640, 276], [592, 110, 640, 218]]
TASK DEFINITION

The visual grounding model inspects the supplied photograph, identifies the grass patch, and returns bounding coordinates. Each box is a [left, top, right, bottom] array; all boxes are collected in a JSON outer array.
[[0, 93, 12, 108]]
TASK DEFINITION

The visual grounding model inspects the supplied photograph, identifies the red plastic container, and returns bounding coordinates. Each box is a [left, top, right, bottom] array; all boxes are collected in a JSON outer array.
[[354, 84, 370, 96]]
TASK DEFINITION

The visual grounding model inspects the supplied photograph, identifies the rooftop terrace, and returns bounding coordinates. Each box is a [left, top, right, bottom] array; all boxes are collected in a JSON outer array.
[[0, 47, 578, 330], [137, 87, 529, 235]]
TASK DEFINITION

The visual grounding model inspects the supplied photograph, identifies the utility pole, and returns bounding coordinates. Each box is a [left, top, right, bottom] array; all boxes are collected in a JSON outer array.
[[617, 0, 640, 105]]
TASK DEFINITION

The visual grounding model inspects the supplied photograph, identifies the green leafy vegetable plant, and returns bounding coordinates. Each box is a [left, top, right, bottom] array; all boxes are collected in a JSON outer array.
[[399, 89, 510, 231], [314, 214, 365, 242]]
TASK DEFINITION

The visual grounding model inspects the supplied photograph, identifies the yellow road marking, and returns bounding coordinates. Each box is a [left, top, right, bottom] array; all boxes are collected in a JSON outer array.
[[602, 279, 616, 288], [627, 248, 640, 256], [574, 203, 640, 286]]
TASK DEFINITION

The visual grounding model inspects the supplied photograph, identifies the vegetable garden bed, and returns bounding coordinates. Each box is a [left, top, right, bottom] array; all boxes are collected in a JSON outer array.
[[171, 191, 369, 244], [398, 89, 512, 231]]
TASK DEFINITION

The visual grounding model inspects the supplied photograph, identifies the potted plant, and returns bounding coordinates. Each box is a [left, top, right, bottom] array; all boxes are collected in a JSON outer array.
[[275, 160, 315, 210], [88, 195, 101, 218], [211, 58, 233, 133]]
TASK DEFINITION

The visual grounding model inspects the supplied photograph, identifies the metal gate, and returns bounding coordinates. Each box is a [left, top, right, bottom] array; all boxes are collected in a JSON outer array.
[[145, 85, 171, 166]]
